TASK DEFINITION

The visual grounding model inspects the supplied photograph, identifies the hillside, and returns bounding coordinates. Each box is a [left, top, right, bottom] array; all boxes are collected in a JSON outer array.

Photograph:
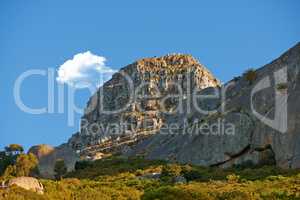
[[26, 43, 300, 179], [127, 43, 300, 169], [1, 156, 300, 199], [2, 43, 300, 198], [64, 43, 300, 170]]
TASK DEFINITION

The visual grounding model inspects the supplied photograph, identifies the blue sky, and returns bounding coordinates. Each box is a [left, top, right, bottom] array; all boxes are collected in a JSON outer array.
[[0, 0, 299, 151]]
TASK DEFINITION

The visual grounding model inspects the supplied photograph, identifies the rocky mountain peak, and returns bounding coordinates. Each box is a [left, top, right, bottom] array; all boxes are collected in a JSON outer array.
[[133, 54, 220, 88], [68, 54, 220, 159], [136, 54, 200, 71], [32, 43, 300, 179]]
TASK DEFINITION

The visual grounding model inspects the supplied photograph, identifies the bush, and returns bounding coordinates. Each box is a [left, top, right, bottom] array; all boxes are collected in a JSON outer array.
[[135, 169, 144, 176], [75, 160, 93, 170], [233, 160, 255, 170], [181, 165, 202, 182], [67, 156, 166, 179], [0, 151, 16, 176], [142, 186, 196, 200], [1, 156, 300, 200], [161, 164, 182, 178], [276, 83, 288, 90], [3, 153, 39, 178], [243, 68, 257, 84], [54, 159, 67, 180], [5, 144, 24, 155], [226, 174, 240, 183]]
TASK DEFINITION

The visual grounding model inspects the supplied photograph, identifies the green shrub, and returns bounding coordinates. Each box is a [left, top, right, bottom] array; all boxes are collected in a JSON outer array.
[[67, 156, 166, 179], [54, 159, 67, 180], [181, 165, 202, 182], [161, 164, 182, 178], [75, 160, 93, 170], [276, 83, 288, 90], [135, 169, 144, 176], [243, 68, 257, 84], [233, 76, 241, 82], [3, 153, 39, 178], [226, 174, 240, 183], [5, 144, 24, 155], [142, 186, 199, 200], [0, 151, 16, 176], [2, 156, 300, 200], [233, 160, 255, 170]]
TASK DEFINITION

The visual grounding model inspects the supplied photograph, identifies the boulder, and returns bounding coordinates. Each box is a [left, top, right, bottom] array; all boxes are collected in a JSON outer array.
[[138, 172, 161, 180], [173, 176, 187, 184], [29, 144, 79, 178], [7, 177, 44, 194]]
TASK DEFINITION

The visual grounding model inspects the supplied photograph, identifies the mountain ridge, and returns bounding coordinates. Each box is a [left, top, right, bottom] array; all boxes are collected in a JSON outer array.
[[30, 43, 300, 178]]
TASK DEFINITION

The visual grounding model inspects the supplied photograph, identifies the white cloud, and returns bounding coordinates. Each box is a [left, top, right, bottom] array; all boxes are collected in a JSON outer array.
[[56, 51, 116, 88]]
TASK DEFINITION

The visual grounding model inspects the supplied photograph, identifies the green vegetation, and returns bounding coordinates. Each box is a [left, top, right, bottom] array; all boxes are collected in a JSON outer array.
[[67, 156, 166, 179], [0, 144, 25, 175], [3, 153, 39, 178], [5, 144, 24, 155], [74, 160, 93, 170], [0, 152, 15, 176], [243, 68, 257, 84], [160, 164, 183, 183], [54, 159, 67, 180], [276, 83, 288, 90], [1, 155, 300, 199], [233, 76, 241, 82], [0, 144, 39, 178]]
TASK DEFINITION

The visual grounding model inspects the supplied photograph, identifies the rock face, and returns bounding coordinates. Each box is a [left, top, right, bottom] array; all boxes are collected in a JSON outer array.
[[68, 54, 220, 158], [28, 144, 79, 178], [6, 177, 44, 194], [127, 43, 300, 169], [68, 43, 300, 169]]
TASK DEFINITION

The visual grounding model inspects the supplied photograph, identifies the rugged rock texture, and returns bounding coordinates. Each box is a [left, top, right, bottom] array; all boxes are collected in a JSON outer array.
[[68, 54, 220, 159], [6, 177, 44, 194], [28, 144, 79, 178], [127, 43, 300, 169], [67, 43, 300, 169]]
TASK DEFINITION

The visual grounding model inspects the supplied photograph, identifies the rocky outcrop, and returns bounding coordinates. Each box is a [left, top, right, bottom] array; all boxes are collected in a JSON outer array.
[[68, 54, 220, 158], [6, 177, 44, 194], [67, 43, 300, 169], [28, 144, 79, 178], [127, 43, 300, 169]]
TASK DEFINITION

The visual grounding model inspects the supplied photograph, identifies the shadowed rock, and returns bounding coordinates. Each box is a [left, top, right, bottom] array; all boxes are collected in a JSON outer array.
[[66, 43, 300, 169], [29, 144, 79, 178]]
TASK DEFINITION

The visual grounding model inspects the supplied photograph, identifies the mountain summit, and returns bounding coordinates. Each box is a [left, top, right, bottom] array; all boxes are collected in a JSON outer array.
[[31, 43, 300, 178], [68, 54, 220, 158], [67, 43, 300, 169]]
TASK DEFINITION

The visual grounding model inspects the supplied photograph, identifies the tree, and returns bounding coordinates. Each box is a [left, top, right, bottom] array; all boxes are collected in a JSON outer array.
[[243, 68, 257, 85], [5, 144, 24, 156], [3, 153, 39, 178], [15, 153, 39, 177], [54, 159, 67, 180], [0, 151, 16, 176], [161, 164, 182, 178], [1, 144, 25, 176], [75, 160, 93, 170]]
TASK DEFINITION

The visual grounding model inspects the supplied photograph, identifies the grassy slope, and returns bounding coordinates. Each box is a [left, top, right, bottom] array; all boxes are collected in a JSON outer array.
[[1, 156, 300, 200]]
